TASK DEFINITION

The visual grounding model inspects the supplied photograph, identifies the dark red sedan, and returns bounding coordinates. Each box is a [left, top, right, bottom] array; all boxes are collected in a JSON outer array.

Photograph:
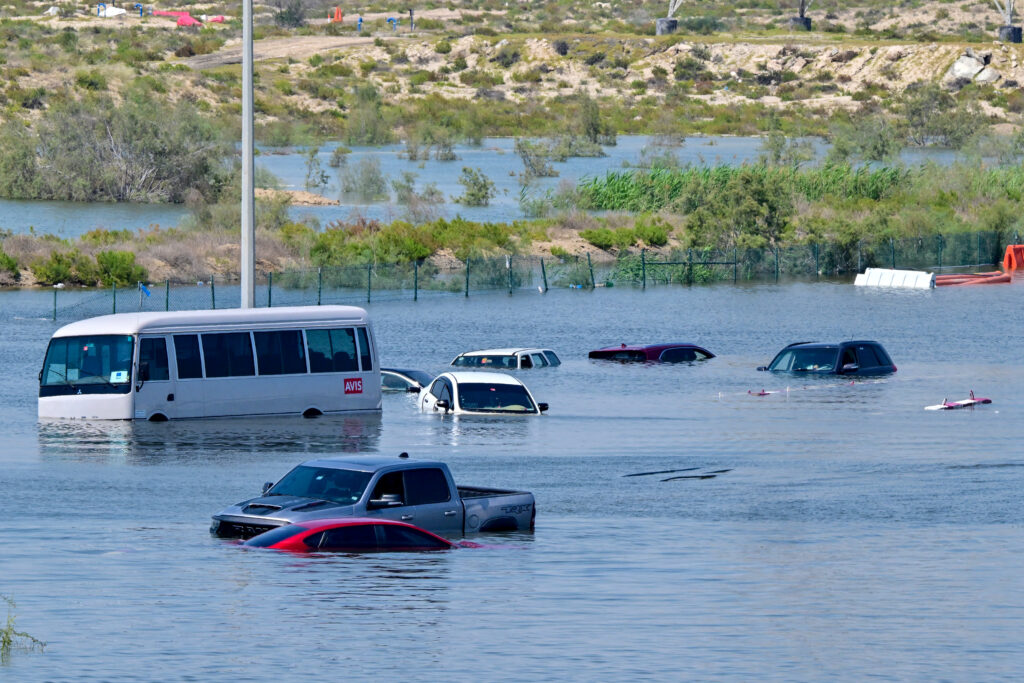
[[588, 343, 715, 363], [241, 518, 478, 553]]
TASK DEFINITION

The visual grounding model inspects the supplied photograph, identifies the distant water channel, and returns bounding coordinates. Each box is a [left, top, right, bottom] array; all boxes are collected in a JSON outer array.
[[0, 136, 961, 239], [2, 280, 1023, 679]]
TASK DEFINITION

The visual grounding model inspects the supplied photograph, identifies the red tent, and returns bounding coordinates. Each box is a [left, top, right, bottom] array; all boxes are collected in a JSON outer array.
[[176, 13, 201, 25]]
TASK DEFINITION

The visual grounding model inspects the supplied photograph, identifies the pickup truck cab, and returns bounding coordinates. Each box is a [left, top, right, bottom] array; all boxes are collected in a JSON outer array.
[[211, 453, 535, 539]]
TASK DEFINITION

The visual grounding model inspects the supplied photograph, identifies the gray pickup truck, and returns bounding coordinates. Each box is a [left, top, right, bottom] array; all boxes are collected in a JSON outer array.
[[211, 453, 535, 539]]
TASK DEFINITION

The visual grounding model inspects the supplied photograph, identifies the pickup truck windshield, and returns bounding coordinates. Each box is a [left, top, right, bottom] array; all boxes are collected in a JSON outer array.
[[458, 383, 536, 413], [769, 346, 838, 372], [269, 466, 373, 504]]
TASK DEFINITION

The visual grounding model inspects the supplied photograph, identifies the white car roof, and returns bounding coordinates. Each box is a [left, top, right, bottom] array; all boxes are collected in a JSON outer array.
[[456, 348, 551, 356], [52, 305, 369, 337], [443, 371, 526, 386]]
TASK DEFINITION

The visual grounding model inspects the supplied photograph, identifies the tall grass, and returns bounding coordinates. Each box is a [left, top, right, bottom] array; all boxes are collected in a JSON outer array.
[[576, 164, 912, 212]]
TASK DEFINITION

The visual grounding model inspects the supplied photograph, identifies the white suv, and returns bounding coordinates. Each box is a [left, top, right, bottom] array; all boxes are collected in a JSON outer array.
[[450, 348, 561, 370]]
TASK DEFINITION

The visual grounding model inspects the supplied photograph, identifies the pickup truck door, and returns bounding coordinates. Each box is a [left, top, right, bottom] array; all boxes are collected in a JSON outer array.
[[365, 468, 463, 534]]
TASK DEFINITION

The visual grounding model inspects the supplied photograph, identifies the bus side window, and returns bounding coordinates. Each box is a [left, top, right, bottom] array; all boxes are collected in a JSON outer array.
[[139, 338, 170, 381], [307, 329, 358, 373], [356, 328, 373, 372], [174, 335, 203, 379]]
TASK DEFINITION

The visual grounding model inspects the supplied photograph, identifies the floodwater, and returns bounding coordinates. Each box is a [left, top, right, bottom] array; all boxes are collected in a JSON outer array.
[[0, 135, 959, 238], [2, 280, 1024, 680]]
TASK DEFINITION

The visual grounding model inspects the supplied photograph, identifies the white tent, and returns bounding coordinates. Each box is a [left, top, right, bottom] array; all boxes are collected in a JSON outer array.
[[98, 6, 127, 17], [42, 6, 60, 15]]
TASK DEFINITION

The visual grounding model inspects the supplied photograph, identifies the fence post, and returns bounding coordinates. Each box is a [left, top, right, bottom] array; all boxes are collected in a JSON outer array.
[[53, 288, 57, 321], [587, 252, 595, 289], [814, 243, 819, 278], [210, 275, 216, 309], [641, 249, 646, 289], [366, 263, 372, 303], [774, 249, 780, 282], [540, 258, 548, 292], [464, 258, 470, 297], [317, 267, 322, 305], [978, 232, 982, 266], [937, 234, 943, 271], [733, 246, 738, 283], [857, 242, 862, 274], [686, 249, 693, 286], [112, 283, 117, 314], [165, 279, 170, 311], [507, 255, 513, 294], [138, 281, 143, 311], [267, 271, 273, 308], [413, 260, 419, 301], [890, 237, 895, 269]]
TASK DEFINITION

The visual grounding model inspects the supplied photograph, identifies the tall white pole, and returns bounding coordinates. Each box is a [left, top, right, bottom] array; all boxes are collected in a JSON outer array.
[[240, 0, 255, 308]]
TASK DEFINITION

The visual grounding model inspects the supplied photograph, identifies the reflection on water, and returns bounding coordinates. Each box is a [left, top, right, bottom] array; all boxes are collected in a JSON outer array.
[[3, 283, 1024, 679], [37, 413, 383, 461]]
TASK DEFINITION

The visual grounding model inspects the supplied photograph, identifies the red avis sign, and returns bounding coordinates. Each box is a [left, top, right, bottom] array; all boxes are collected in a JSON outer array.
[[344, 378, 363, 394]]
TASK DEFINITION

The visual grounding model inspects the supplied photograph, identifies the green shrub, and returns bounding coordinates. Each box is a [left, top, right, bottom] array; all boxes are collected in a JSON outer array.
[[95, 250, 147, 287], [0, 249, 18, 281], [454, 167, 496, 206], [81, 228, 133, 246], [580, 227, 635, 250], [435, 39, 452, 54], [30, 250, 98, 286], [634, 216, 671, 246], [549, 245, 570, 258]]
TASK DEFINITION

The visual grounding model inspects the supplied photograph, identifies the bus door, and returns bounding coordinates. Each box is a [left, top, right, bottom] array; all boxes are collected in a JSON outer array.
[[135, 335, 174, 419]]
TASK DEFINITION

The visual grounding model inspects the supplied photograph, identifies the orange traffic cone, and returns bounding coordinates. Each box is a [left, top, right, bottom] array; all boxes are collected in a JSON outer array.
[[330, 6, 343, 22]]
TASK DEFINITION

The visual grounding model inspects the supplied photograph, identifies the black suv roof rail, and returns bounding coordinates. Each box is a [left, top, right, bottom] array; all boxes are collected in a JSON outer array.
[[784, 341, 816, 348]]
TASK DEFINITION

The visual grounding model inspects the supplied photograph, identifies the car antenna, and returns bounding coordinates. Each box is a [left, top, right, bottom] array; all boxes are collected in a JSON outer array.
[[399, 452, 409, 458]]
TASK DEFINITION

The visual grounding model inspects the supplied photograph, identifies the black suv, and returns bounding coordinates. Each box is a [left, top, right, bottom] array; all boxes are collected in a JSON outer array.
[[758, 341, 896, 376]]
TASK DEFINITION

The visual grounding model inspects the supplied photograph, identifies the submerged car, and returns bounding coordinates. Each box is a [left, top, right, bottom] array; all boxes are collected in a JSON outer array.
[[588, 343, 715, 363], [450, 348, 561, 370], [759, 341, 896, 375], [420, 371, 548, 415], [381, 368, 434, 392], [241, 518, 472, 552]]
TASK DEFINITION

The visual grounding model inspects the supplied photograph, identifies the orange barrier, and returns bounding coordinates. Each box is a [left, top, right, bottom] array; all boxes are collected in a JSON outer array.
[[330, 6, 343, 22], [1004, 245, 1024, 270], [951, 273, 1012, 285], [935, 270, 1012, 286]]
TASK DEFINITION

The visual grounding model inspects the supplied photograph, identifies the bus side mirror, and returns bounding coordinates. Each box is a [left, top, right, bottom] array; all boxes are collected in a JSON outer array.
[[538, 402, 549, 413]]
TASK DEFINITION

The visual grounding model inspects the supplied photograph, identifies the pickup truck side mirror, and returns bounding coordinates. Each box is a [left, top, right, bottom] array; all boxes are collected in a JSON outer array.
[[435, 399, 450, 412], [756, 366, 768, 372], [538, 402, 549, 413], [262, 481, 274, 495], [841, 363, 859, 374], [367, 498, 404, 510], [406, 385, 421, 393]]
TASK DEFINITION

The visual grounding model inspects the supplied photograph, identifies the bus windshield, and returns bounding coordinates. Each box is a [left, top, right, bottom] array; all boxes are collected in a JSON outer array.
[[41, 335, 134, 393]]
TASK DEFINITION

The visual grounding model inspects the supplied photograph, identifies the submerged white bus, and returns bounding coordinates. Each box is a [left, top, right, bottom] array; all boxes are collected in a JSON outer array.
[[38, 305, 381, 421]]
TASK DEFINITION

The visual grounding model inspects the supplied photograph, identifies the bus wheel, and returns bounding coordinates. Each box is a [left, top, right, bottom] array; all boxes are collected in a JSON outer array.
[[302, 408, 323, 418], [148, 413, 168, 422]]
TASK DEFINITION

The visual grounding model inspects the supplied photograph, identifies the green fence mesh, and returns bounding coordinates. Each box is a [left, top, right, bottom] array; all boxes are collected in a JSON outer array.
[[39, 230, 1020, 321]]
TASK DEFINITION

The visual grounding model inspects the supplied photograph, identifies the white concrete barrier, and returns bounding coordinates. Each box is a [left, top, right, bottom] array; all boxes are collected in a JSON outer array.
[[854, 268, 935, 289]]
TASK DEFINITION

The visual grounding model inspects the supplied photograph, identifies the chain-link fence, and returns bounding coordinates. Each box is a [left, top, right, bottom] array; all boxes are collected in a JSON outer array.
[[43, 230, 1019, 321]]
